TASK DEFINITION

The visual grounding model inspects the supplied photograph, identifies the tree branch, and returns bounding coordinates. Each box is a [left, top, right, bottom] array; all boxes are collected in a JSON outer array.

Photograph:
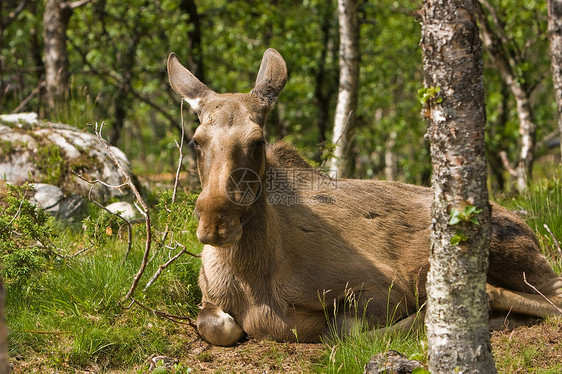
[[143, 242, 200, 292], [2, 0, 29, 28], [64, 0, 93, 11]]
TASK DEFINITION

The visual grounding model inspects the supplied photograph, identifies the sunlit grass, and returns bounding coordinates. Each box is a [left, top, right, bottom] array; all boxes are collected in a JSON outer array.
[[5, 197, 202, 372]]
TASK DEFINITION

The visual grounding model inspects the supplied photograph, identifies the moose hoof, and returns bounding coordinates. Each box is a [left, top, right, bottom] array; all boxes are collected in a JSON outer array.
[[197, 306, 245, 346]]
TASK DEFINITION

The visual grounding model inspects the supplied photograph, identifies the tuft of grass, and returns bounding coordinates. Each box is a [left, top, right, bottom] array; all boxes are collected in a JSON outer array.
[[321, 325, 426, 374], [499, 176, 562, 274]]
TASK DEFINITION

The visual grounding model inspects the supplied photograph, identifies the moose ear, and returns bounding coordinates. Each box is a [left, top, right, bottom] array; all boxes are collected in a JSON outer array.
[[251, 49, 288, 105], [167, 52, 212, 112]]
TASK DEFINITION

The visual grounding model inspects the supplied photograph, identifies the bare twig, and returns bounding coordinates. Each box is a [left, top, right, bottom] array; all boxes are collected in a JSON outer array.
[[72, 171, 135, 261], [86, 122, 152, 301], [143, 241, 200, 292], [499, 151, 518, 177], [523, 272, 562, 315], [123, 298, 197, 329], [11, 81, 45, 114], [159, 100, 186, 247], [544, 224, 562, 257], [89, 185, 134, 262], [72, 168, 129, 194], [69, 243, 94, 258]]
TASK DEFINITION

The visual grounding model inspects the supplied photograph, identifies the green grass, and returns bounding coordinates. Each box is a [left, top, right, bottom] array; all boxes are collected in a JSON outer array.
[[4, 192, 202, 372], [499, 174, 562, 274], [321, 328, 426, 374]]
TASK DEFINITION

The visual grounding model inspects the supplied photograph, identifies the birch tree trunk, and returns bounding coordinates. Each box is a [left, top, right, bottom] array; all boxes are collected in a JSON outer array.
[[420, 0, 496, 372], [330, 0, 359, 178], [0, 278, 8, 374], [548, 0, 562, 160]]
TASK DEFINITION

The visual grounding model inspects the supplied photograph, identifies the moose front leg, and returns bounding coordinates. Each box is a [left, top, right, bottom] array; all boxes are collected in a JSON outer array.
[[196, 302, 245, 346]]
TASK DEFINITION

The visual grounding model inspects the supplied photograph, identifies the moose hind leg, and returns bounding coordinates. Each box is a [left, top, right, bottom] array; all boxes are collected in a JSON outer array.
[[197, 303, 245, 346], [486, 284, 562, 318]]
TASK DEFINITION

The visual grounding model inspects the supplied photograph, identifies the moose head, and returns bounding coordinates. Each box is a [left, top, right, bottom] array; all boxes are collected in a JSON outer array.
[[167, 49, 288, 247]]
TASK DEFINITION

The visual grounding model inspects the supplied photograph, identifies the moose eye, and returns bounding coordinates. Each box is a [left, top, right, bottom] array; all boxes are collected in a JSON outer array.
[[188, 138, 202, 155], [250, 139, 266, 153], [188, 139, 200, 149]]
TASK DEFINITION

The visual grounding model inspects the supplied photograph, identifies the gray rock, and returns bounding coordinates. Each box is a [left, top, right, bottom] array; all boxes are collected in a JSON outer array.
[[30, 183, 64, 210], [364, 350, 423, 374], [30, 183, 87, 222], [0, 113, 137, 202], [105, 201, 138, 220]]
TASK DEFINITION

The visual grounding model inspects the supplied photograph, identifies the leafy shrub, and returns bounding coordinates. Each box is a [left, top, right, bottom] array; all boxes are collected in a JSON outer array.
[[0, 183, 56, 283], [82, 208, 124, 247], [156, 189, 198, 234]]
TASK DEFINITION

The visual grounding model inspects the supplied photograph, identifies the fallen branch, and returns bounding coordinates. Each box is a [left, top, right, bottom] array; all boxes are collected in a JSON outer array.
[[523, 272, 562, 315], [143, 241, 200, 292]]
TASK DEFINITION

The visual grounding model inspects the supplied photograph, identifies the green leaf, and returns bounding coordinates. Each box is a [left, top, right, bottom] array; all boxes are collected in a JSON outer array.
[[450, 235, 462, 246], [450, 231, 468, 246], [449, 209, 461, 225]]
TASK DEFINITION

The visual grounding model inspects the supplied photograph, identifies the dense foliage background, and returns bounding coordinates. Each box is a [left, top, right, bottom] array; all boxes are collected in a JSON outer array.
[[2, 0, 559, 190]]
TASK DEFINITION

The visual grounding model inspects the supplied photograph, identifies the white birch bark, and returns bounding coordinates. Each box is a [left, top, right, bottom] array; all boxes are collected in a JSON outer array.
[[476, 1, 536, 191], [548, 0, 562, 160], [420, 0, 497, 372], [329, 0, 360, 178]]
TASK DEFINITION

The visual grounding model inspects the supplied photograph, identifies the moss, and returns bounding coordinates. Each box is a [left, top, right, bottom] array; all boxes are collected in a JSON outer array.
[[34, 144, 66, 186], [0, 140, 15, 156]]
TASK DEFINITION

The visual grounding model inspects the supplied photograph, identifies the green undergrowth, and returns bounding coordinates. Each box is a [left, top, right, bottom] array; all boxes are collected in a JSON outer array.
[[3, 186, 202, 372]]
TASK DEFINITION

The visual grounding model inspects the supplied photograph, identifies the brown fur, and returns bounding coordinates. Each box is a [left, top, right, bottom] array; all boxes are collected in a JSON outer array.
[[168, 49, 562, 346]]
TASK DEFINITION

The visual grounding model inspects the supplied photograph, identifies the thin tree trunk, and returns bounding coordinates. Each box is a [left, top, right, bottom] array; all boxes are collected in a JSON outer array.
[[384, 131, 397, 181], [313, 0, 337, 156], [420, 0, 496, 372], [43, 0, 72, 115], [180, 0, 205, 82], [548, 0, 562, 161], [0, 277, 8, 374], [476, 0, 536, 191], [330, 0, 360, 178], [43, 0, 90, 117]]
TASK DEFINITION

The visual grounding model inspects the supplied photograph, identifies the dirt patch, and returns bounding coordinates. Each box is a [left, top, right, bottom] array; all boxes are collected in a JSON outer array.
[[166, 330, 324, 373], [491, 316, 562, 373]]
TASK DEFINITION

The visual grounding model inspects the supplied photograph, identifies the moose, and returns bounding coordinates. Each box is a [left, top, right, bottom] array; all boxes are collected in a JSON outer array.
[[167, 48, 562, 346]]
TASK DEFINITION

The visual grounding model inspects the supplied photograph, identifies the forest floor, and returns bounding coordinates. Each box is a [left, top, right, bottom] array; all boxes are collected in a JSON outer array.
[[97, 317, 562, 373], [144, 317, 562, 374]]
